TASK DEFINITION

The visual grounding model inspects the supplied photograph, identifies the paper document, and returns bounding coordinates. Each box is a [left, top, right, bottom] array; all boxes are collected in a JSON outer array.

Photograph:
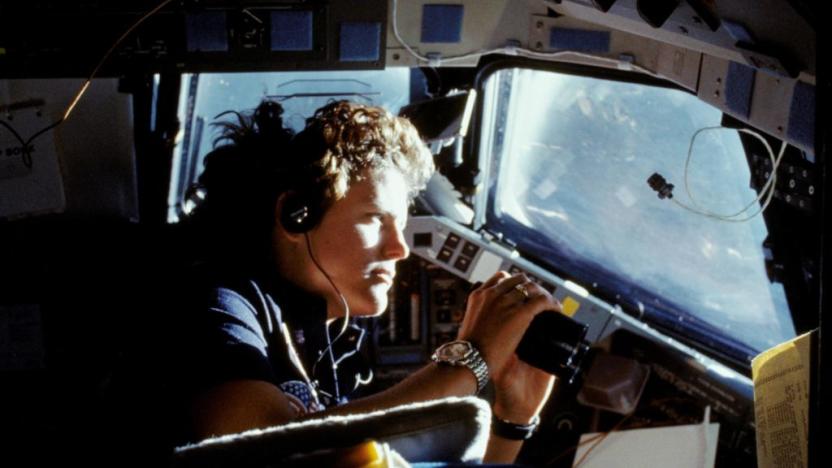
[[573, 422, 719, 468], [752, 330, 813, 468], [0, 91, 66, 219]]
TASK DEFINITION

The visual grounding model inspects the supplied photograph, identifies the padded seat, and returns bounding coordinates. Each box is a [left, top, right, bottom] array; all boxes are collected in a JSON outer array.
[[172, 396, 491, 467]]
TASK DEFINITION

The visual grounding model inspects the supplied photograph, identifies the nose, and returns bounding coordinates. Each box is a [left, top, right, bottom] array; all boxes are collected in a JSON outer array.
[[382, 223, 410, 261]]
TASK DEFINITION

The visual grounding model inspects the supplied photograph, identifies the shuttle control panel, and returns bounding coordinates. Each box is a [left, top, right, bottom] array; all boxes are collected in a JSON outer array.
[[365, 215, 759, 466]]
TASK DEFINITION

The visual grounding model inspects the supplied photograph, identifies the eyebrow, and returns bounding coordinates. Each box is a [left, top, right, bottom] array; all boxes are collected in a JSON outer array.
[[368, 203, 407, 226]]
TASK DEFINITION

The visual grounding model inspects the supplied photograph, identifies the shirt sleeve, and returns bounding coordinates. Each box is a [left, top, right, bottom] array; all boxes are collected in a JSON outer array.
[[175, 283, 278, 392]]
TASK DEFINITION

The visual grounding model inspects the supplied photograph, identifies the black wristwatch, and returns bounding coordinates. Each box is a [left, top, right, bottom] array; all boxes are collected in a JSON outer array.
[[491, 414, 540, 440], [431, 340, 490, 394]]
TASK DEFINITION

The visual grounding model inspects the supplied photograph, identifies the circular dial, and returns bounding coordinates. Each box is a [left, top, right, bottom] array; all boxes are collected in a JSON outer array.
[[436, 340, 472, 364]]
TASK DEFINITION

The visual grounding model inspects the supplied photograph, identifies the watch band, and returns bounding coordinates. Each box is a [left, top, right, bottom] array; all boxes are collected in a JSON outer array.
[[491, 414, 540, 440], [465, 346, 489, 394]]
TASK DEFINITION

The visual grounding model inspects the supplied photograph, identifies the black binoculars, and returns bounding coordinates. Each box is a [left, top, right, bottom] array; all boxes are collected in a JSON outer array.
[[516, 310, 590, 385]]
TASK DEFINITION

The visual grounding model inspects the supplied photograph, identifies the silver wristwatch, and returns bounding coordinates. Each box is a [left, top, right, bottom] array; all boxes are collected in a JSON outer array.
[[431, 340, 490, 394]]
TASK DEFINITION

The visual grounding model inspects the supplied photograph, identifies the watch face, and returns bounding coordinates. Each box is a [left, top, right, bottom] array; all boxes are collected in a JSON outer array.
[[438, 341, 472, 363]]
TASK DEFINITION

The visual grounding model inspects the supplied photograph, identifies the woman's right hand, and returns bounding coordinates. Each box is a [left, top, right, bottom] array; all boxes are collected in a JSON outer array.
[[456, 271, 558, 380]]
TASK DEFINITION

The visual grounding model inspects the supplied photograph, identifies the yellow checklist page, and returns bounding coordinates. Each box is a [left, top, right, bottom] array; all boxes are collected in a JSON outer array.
[[751, 330, 814, 468]]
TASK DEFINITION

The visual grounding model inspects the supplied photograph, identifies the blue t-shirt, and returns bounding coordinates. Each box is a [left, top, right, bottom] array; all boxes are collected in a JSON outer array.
[[167, 263, 370, 442]]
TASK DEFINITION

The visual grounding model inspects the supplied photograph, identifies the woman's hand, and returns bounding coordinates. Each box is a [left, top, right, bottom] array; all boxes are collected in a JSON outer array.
[[457, 271, 561, 420]]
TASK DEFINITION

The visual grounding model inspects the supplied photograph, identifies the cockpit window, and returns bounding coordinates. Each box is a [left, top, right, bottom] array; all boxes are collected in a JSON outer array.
[[480, 67, 795, 361], [168, 68, 418, 222]]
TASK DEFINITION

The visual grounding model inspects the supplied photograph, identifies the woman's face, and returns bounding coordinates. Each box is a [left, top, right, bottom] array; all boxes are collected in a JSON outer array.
[[297, 167, 411, 319]]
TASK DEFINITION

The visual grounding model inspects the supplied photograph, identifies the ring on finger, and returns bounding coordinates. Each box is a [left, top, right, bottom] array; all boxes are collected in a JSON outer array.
[[514, 283, 530, 302]]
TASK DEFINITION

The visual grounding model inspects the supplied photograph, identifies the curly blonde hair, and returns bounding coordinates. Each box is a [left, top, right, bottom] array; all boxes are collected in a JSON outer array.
[[193, 99, 433, 262], [290, 100, 434, 207]]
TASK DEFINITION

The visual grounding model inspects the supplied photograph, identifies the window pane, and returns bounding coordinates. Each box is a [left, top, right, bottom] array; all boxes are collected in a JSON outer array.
[[484, 68, 794, 357]]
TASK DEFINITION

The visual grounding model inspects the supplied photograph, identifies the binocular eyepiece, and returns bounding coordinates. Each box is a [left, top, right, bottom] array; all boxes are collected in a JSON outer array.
[[516, 310, 590, 385]]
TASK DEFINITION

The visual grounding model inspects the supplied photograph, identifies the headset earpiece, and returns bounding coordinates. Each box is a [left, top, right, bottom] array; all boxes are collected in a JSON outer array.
[[281, 194, 321, 233]]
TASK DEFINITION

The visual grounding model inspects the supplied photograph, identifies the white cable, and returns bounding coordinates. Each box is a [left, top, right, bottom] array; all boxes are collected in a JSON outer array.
[[305, 232, 352, 389], [391, 0, 431, 63], [304, 232, 350, 334], [390, 0, 661, 79], [684, 127, 775, 215], [672, 126, 788, 223]]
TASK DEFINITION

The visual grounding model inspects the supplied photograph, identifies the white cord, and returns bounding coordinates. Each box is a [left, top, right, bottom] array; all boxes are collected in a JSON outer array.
[[390, 0, 661, 78], [672, 126, 788, 223], [305, 232, 353, 393], [304, 232, 351, 335], [390, 0, 431, 63]]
